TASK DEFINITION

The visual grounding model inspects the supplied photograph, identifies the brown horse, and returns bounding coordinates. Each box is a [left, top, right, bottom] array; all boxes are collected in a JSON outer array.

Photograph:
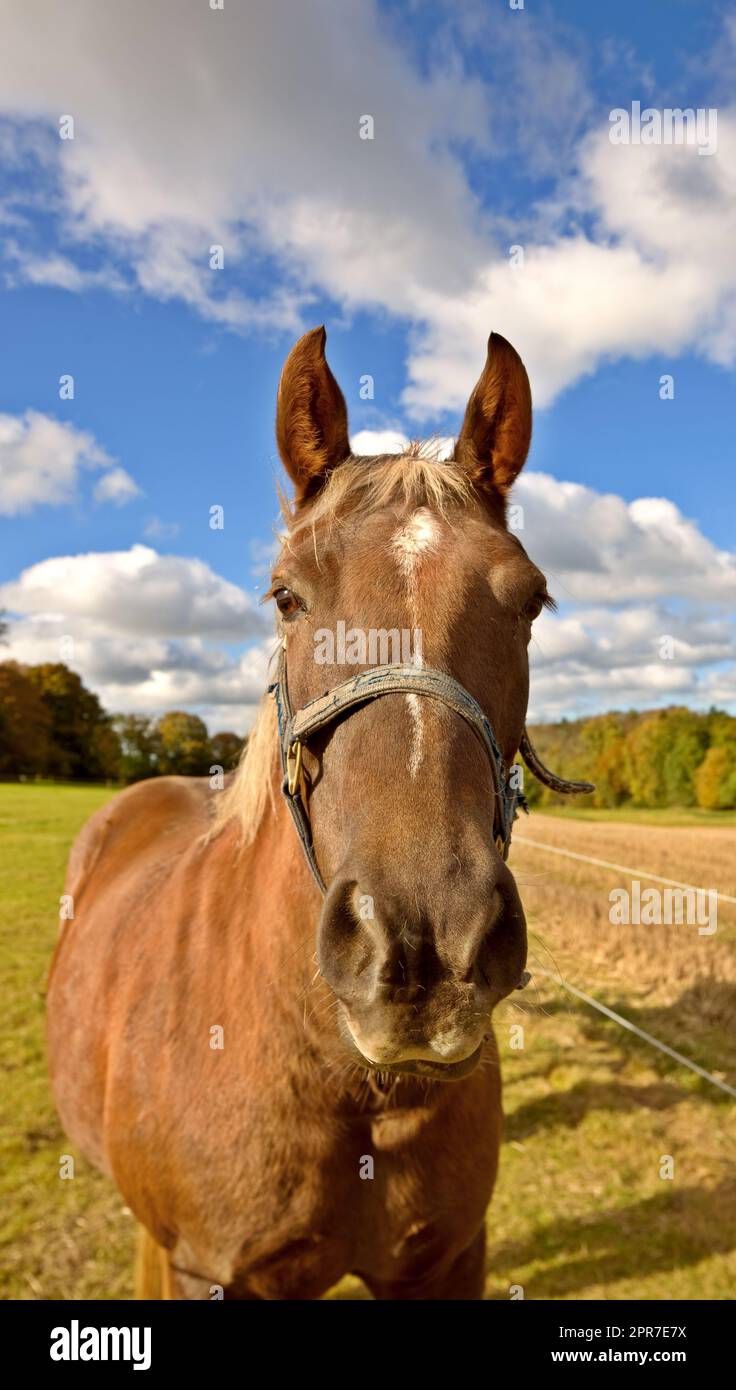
[[46, 327, 588, 1300]]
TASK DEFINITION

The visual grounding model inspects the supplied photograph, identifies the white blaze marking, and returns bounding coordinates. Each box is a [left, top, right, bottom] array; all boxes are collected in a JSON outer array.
[[392, 507, 439, 566], [406, 693, 424, 780], [391, 508, 440, 778]]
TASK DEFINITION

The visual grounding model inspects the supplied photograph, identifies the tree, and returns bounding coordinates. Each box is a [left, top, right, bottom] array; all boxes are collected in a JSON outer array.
[[592, 735, 630, 807], [695, 746, 736, 810], [580, 713, 630, 807], [155, 711, 212, 776], [0, 661, 53, 775], [113, 714, 162, 783], [659, 709, 709, 806], [624, 716, 669, 806], [210, 731, 245, 772], [25, 663, 120, 780]]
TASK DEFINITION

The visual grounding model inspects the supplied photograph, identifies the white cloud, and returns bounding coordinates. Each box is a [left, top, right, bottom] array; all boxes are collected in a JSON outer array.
[[1, 2, 735, 413], [248, 536, 279, 584], [0, 545, 268, 640], [350, 429, 454, 459], [400, 104, 736, 412], [80, 637, 275, 725], [700, 664, 736, 707], [0, 409, 140, 514], [5, 610, 274, 734], [514, 473, 736, 605], [1, 546, 275, 734], [93, 466, 141, 505], [528, 604, 734, 722], [0, 0, 485, 335], [351, 430, 415, 457], [514, 471, 735, 716], [3, 239, 128, 292]]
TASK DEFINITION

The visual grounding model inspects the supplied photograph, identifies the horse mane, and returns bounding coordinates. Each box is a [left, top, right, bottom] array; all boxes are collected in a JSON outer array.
[[212, 446, 473, 842], [210, 681, 280, 844]]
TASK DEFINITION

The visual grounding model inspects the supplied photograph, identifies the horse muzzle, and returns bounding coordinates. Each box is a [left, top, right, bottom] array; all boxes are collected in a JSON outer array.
[[341, 1008, 486, 1079]]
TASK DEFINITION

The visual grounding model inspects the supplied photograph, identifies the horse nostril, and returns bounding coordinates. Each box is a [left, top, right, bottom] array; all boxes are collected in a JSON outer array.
[[472, 879, 527, 1001], [317, 875, 390, 1004]]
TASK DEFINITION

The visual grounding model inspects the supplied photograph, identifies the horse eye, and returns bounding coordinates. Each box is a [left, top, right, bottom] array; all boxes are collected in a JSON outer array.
[[273, 586, 302, 619], [523, 596, 544, 622]]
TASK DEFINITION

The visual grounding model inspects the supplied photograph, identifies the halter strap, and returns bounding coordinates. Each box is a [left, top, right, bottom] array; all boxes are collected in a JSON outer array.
[[269, 645, 527, 894]]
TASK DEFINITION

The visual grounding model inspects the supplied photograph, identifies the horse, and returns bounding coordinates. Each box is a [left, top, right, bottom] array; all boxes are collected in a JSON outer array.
[[46, 326, 591, 1300]]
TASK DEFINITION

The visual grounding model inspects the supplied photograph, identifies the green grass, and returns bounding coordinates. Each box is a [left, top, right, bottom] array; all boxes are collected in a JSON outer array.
[[485, 987, 736, 1300], [2, 783, 735, 1299], [0, 783, 135, 1299], [534, 803, 736, 827]]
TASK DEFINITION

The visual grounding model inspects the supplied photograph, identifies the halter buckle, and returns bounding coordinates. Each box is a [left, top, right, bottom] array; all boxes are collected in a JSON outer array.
[[286, 739, 303, 797]]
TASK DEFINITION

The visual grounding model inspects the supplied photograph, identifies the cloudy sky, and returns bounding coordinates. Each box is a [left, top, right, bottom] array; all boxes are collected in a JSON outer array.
[[0, 0, 734, 732]]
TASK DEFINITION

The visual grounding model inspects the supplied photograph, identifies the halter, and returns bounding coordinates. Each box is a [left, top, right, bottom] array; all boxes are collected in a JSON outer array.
[[269, 644, 594, 894]]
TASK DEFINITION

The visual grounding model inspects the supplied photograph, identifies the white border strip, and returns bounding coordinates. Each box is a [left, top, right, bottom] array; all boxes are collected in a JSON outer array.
[[533, 967, 736, 1100], [513, 834, 736, 906]]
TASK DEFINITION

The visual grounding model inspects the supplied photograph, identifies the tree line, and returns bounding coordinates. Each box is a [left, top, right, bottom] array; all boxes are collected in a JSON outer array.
[[0, 660, 244, 783], [1, 658, 735, 807], [523, 706, 736, 811]]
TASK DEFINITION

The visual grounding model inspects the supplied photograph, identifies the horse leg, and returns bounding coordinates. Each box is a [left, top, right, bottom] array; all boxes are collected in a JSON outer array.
[[363, 1225, 487, 1301], [134, 1225, 173, 1300]]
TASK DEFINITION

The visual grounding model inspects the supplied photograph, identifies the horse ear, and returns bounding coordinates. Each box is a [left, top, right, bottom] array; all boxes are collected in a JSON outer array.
[[275, 326, 351, 504], [455, 332, 532, 498]]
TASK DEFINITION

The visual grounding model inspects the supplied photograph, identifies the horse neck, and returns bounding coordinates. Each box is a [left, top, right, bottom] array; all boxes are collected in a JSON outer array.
[[239, 771, 336, 1023]]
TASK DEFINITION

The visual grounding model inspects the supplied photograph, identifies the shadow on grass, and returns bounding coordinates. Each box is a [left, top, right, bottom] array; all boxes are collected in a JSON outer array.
[[517, 978, 736, 1105], [491, 980, 736, 1297], [487, 1179, 736, 1298], [506, 1077, 686, 1143]]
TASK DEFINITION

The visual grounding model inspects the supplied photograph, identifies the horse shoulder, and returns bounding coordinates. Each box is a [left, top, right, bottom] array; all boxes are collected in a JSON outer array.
[[64, 775, 212, 904]]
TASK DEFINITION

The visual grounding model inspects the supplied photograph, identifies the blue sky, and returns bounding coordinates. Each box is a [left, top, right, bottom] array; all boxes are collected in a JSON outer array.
[[0, 0, 734, 732]]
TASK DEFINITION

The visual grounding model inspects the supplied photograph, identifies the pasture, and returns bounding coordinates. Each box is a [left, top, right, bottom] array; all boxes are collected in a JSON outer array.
[[2, 784, 734, 1299]]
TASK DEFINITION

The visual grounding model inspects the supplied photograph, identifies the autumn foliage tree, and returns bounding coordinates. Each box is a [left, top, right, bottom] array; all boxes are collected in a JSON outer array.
[[0, 662, 53, 776], [520, 706, 736, 811], [156, 711, 213, 776], [0, 661, 120, 780], [210, 731, 244, 772], [24, 663, 121, 781], [112, 713, 244, 782], [695, 742, 736, 810]]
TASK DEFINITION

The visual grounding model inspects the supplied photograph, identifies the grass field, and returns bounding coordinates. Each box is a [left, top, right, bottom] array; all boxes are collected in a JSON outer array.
[[2, 784, 735, 1299]]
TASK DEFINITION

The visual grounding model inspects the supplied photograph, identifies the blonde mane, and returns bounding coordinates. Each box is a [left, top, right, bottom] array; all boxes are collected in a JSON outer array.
[[212, 447, 474, 841], [210, 680, 280, 844]]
